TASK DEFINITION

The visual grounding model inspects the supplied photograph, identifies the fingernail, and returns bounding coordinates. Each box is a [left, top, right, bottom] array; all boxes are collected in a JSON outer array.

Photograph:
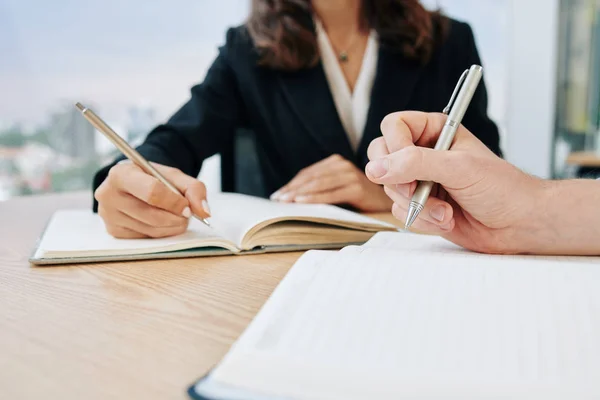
[[430, 205, 445, 222], [182, 207, 191, 218], [295, 195, 308, 202], [279, 193, 293, 202], [270, 191, 281, 200], [441, 222, 454, 231], [202, 200, 211, 216], [367, 159, 389, 178]]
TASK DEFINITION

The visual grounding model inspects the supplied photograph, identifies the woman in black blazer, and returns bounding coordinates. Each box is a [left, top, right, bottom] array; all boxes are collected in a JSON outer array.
[[94, 0, 501, 239]]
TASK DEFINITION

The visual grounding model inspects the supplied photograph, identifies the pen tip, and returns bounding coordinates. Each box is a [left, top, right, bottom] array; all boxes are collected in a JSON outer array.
[[404, 204, 422, 231], [75, 102, 86, 112]]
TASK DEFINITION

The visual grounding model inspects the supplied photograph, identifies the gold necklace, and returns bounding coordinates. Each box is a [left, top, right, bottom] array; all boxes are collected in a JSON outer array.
[[333, 31, 362, 63]]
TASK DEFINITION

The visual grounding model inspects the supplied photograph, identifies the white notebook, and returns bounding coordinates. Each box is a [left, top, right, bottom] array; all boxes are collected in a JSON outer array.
[[30, 193, 395, 265], [190, 232, 600, 400]]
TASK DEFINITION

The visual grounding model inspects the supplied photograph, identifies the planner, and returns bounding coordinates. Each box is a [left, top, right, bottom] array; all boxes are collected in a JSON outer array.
[[190, 232, 600, 400], [30, 192, 396, 265]]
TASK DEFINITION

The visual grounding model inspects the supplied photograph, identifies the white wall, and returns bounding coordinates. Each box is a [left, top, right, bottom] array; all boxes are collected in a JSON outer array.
[[424, 0, 560, 178], [422, 0, 509, 143], [505, 0, 560, 178]]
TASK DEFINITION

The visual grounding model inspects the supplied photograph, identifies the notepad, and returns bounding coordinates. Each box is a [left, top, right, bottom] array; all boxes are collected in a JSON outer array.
[[190, 232, 600, 400], [30, 192, 396, 265]]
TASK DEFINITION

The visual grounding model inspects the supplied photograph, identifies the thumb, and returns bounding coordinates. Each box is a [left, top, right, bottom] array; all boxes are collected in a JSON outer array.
[[159, 166, 210, 218], [366, 146, 477, 188]]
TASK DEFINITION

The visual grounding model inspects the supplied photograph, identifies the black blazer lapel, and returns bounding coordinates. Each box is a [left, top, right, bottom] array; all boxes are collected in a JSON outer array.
[[356, 48, 425, 165], [277, 65, 355, 161]]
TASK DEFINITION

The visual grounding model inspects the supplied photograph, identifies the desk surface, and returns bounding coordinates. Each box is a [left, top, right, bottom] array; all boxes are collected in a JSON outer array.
[[0, 191, 398, 400], [566, 151, 600, 168]]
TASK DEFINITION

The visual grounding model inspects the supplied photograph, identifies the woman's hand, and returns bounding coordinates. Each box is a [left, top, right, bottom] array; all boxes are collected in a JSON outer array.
[[271, 154, 392, 212], [95, 162, 210, 239]]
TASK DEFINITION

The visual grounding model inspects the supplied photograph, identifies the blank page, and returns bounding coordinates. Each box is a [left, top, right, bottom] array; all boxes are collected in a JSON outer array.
[[206, 193, 395, 248], [35, 194, 393, 259], [364, 231, 600, 263], [209, 247, 600, 399], [35, 210, 230, 258], [363, 231, 467, 253]]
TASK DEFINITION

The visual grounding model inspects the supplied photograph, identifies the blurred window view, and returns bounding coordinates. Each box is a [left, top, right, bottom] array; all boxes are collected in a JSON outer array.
[[0, 0, 248, 200], [553, 0, 600, 178], [0, 0, 507, 200]]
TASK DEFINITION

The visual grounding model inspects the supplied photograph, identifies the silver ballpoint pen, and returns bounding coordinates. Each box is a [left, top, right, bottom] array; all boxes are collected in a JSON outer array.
[[404, 64, 483, 230], [75, 102, 211, 227]]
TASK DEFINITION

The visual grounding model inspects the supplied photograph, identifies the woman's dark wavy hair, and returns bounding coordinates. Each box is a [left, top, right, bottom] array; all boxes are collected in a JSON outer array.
[[247, 0, 449, 71]]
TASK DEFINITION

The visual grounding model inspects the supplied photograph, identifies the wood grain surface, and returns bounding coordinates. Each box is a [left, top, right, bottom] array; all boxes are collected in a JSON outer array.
[[566, 151, 600, 168], [0, 191, 399, 400]]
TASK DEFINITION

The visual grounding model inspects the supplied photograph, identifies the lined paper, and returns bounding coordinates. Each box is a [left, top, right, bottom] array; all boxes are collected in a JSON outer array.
[[210, 245, 600, 399], [363, 231, 600, 263]]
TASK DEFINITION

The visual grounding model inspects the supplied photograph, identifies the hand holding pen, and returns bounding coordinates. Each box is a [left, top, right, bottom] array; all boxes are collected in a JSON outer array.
[[366, 65, 493, 230], [364, 75, 578, 254], [403, 65, 483, 229], [365, 65, 483, 230], [364, 65, 550, 254], [76, 103, 212, 239]]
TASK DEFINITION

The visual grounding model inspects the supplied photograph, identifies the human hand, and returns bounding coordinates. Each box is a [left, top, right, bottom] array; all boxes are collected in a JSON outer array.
[[365, 111, 546, 254], [271, 154, 392, 212], [95, 162, 210, 238]]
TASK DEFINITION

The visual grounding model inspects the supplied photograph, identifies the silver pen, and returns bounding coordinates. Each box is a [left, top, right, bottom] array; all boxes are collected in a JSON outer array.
[[404, 64, 483, 230], [75, 103, 211, 227]]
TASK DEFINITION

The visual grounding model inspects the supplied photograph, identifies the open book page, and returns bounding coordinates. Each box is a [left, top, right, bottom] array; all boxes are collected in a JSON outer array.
[[363, 231, 600, 263], [206, 193, 395, 248], [209, 247, 600, 399], [35, 193, 393, 259], [35, 210, 233, 258]]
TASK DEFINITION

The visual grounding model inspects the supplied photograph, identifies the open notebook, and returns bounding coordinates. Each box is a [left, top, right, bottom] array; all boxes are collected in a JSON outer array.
[[190, 232, 600, 400], [30, 193, 396, 265]]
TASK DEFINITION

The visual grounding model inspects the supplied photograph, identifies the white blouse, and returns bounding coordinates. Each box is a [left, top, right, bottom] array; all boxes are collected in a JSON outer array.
[[315, 20, 379, 152]]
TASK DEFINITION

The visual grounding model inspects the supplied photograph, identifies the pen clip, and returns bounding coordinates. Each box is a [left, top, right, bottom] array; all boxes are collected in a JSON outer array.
[[443, 69, 469, 115]]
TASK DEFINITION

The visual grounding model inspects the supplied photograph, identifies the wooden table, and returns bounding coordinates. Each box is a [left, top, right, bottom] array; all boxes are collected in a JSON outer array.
[[0, 191, 398, 400], [566, 151, 600, 168]]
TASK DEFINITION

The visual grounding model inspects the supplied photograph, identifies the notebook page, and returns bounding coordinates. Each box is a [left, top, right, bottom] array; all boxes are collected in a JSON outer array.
[[210, 247, 600, 399], [363, 231, 467, 253], [364, 231, 600, 263], [206, 192, 395, 247], [35, 210, 231, 258]]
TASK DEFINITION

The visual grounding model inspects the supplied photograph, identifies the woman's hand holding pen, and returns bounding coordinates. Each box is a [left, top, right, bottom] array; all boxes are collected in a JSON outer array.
[[95, 162, 211, 239], [270, 154, 392, 212]]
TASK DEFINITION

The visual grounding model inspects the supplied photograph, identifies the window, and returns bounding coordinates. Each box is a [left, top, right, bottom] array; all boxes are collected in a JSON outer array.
[[0, 0, 248, 200], [552, 0, 600, 178], [1, 0, 513, 201]]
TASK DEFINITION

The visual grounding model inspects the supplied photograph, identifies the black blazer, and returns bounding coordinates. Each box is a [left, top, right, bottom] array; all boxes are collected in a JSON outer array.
[[93, 19, 501, 207]]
